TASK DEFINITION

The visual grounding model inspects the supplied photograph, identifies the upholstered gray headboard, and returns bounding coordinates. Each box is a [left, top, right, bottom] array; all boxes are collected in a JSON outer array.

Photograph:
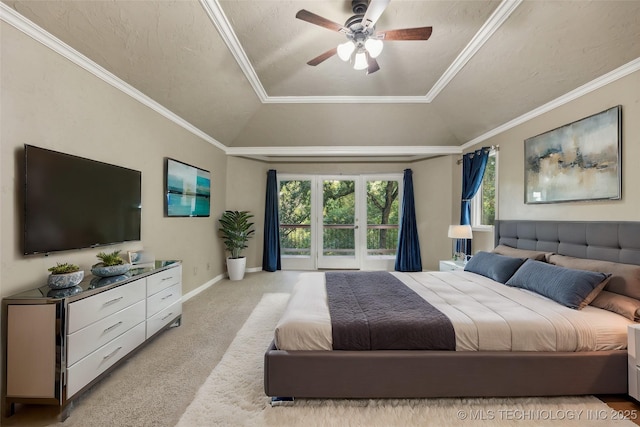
[[494, 220, 640, 266]]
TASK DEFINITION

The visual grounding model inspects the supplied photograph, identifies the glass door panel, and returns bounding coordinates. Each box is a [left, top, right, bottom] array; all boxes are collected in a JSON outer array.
[[360, 176, 402, 270], [278, 178, 315, 270], [318, 177, 360, 269]]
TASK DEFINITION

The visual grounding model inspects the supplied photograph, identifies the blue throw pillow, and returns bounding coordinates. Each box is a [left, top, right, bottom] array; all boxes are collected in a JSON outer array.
[[463, 251, 526, 284], [505, 259, 611, 309]]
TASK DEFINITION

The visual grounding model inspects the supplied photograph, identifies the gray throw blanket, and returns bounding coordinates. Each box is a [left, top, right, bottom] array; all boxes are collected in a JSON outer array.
[[325, 271, 456, 351]]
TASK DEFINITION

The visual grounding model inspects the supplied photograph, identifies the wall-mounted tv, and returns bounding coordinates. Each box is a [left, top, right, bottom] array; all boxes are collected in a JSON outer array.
[[24, 145, 142, 255], [165, 158, 210, 217]]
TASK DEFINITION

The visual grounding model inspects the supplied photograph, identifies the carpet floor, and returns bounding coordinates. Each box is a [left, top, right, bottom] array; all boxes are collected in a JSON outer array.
[[1, 270, 638, 426], [177, 292, 636, 427]]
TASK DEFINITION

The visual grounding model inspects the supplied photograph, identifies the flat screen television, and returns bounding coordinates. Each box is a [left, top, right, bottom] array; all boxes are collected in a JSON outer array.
[[24, 145, 142, 255]]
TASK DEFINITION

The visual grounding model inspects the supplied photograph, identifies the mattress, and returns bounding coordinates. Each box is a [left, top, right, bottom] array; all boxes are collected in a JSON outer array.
[[274, 271, 632, 352]]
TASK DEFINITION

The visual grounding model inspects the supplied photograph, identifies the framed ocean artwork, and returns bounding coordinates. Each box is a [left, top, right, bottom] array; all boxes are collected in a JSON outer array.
[[165, 158, 211, 217], [524, 106, 621, 204]]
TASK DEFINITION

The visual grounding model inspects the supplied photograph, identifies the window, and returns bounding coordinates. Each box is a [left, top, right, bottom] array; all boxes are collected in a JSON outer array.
[[472, 151, 497, 227]]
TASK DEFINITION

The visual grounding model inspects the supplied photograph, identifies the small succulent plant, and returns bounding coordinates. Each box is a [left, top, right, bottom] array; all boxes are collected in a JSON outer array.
[[48, 262, 80, 274], [95, 250, 126, 266]]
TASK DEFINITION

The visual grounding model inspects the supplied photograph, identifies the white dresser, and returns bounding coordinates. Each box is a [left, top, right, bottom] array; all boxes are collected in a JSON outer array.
[[2, 261, 182, 418], [628, 324, 640, 400]]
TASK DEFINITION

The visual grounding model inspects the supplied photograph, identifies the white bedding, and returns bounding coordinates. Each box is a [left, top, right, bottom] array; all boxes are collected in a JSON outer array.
[[274, 271, 632, 352]]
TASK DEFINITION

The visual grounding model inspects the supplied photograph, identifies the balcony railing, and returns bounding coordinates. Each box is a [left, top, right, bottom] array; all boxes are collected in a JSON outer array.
[[279, 223, 399, 257]]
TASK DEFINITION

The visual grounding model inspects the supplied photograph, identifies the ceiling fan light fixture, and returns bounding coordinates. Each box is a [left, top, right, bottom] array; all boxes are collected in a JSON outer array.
[[364, 38, 383, 58], [353, 51, 368, 70], [337, 41, 356, 61]]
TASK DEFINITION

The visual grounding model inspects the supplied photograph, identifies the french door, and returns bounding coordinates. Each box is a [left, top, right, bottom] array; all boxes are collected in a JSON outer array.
[[278, 174, 402, 271], [317, 176, 360, 269]]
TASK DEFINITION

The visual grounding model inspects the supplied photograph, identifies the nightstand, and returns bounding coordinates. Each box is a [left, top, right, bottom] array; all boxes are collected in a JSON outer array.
[[439, 260, 465, 272], [628, 325, 640, 400]]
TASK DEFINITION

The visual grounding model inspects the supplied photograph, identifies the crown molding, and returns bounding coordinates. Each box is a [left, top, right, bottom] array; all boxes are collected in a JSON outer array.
[[4, 2, 638, 160], [461, 56, 640, 150], [225, 145, 461, 158], [199, 0, 267, 101], [202, 0, 520, 105], [425, 0, 523, 102], [262, 96, 431, 104], [0, 2, 228, 152]]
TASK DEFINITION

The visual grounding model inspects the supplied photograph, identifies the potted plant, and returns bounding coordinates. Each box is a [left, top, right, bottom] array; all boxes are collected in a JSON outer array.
[[48, 262, 84, 289], [218, 210, 255, 280], [91, 250, 131, 277]]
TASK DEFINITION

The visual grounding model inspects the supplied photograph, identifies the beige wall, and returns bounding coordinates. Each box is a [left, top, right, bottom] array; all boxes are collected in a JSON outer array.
[[1, 23, 227, 299], [463, 69, 640, 247], [4, 15, 639, 297], [239, 159, 456, 271]]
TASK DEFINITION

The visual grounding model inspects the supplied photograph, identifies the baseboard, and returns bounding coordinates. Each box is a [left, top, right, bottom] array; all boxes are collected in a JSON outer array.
[[182, 268, 264, 302]]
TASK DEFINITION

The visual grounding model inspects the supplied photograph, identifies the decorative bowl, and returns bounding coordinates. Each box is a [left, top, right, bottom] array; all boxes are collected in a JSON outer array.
[[91, 263, 131, 277], [48, 270, 84, 289], [89, 273, 131, 289], [47, 285, 83, 298]]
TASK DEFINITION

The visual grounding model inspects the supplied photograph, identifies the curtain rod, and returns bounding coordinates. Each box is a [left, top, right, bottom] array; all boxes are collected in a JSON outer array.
[[456, 145, 499, 165]]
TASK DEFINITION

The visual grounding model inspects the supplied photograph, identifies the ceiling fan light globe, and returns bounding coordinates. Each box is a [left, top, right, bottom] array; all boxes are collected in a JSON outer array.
[[337, 41, 355, 61], [365, 39, 384, 58], [353, 51, 368, 70]]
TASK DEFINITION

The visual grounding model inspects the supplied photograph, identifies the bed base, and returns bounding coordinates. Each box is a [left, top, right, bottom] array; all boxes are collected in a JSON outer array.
[[264, 220, 640, 399], [264, 342, 627, 398]]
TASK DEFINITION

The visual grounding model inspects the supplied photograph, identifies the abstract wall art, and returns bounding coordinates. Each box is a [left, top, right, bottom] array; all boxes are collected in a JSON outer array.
[[524, 106, 621, 204]]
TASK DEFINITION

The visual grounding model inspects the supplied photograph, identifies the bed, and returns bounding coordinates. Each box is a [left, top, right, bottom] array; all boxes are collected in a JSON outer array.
[[264, 220, 640, 399]]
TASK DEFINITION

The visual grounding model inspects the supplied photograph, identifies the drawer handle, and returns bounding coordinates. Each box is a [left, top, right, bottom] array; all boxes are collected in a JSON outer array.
[[161, 293, 174, 301], [103, 346, 123, 361], [161, 277, 172, 282], [161, 312, 174, 321], [103, 321, 123, 334], [103, 296, 124, 306]]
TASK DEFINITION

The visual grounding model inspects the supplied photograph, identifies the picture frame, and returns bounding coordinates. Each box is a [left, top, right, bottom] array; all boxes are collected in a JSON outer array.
[[128, 250, 141, 265], [128, 250, 155, 267], [165, 158, 211, 217], [524, 105, 621, 204]]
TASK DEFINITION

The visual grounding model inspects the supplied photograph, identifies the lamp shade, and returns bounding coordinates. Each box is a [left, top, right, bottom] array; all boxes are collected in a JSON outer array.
[[448, 224, 473, 239], [337, 41, 355, 61], [353, 51, 368, 70], [365, 38, 383, 58]]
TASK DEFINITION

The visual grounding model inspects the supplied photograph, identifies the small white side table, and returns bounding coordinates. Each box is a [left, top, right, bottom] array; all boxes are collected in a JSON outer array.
[[439, 260, 465, 272], [628, 324, 640, 400]]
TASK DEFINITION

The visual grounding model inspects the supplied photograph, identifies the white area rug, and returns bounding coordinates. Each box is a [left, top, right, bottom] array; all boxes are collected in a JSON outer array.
[[177, 293, 636, 426]]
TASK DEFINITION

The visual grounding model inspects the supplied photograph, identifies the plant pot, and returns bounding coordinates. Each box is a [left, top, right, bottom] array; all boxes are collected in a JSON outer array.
[[91, 263, 131, 278], [226, 257, 246, 281], [48, 270, 84, 289]]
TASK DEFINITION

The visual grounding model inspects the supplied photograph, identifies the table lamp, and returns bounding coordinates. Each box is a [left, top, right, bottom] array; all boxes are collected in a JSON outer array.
[[448, 225, 473, 263]]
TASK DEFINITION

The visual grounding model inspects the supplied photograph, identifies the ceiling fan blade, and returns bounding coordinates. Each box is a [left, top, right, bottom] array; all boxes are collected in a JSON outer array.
[[377, 26, 433, 41], [296, 9, 349, 33], [366, 54, 380, 75], [307, 47, 338, 66], [362, 0, 391, 29]]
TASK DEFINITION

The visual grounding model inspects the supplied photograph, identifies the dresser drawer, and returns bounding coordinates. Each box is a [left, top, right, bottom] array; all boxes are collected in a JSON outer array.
[[147, 283, 181, 319], [67, 300, 145, 366], [68, 279, 145, 334], [66, 322, 145, 398], [146, 266, 181, 297], [146, 300, 182, 339]]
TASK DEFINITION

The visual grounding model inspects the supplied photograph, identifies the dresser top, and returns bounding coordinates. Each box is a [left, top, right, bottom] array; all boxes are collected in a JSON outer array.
[[4, 260, 181, 303]]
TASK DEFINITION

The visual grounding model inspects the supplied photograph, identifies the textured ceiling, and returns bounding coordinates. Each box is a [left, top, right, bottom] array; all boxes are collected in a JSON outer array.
[[2, 0, 640, 159]]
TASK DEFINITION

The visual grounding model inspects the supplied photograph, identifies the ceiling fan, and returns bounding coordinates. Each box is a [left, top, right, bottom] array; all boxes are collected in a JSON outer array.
[[296, 0, 432, 75]]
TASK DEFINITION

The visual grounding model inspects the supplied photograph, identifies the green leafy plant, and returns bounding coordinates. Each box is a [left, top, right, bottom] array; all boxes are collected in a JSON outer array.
[[95, 250, 126, 266], [218, 210, 255, 259], [48, 262, 80, 274]]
